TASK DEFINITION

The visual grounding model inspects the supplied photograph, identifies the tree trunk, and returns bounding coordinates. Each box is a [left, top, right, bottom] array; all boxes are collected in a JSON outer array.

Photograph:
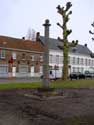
[[62, 47, 69, 80]]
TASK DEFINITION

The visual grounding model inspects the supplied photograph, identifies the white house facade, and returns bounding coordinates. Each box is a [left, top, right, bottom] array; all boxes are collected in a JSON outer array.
[[41, 37, 94, 78]]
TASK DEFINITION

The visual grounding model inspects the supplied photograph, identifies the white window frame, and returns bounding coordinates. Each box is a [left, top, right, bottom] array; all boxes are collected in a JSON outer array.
[[0, 65, 8, 73], [31, 55, 35, 61], [0, 49, 6, 59], [49, 55, 52, 63], [40, 66, 43, 73], [12, 52, 16, 59], [19, 65, 28, 73], [73, 57, 75, 64], [59, 56, 63, 64], [40, 55, 43, 62]]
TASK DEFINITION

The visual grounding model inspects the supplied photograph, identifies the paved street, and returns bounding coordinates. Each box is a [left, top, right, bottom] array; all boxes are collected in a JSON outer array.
[[0, 77, 41, 84]]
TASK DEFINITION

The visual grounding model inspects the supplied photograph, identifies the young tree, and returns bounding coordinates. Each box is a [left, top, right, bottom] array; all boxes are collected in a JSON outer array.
[[56, 2, 78, 80], [89, 22, 94, 41], [26, 28, 36, 41]]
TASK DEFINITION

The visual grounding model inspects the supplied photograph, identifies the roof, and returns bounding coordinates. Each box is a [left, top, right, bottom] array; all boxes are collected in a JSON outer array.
[[40, 36, 92, 56], [0, 35, 44, 52], [69, 44, 92, 55]]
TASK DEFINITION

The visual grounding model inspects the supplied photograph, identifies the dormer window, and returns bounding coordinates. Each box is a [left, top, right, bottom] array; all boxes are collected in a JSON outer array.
[[72, 47, 77, 53]]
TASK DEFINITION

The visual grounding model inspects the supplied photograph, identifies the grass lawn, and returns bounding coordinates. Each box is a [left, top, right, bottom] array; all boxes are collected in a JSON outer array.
[[0, 79, 94, 89], [50, 79, 94, 88], [0, 82, 42, 90]]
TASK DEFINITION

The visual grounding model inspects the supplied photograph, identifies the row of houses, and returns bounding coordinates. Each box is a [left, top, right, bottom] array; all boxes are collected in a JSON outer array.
[[0, 33, 94, 78]]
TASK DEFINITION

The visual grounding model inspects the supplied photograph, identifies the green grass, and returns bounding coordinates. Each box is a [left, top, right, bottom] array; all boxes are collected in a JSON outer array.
[[0, 82, 42, 90], [0, 79, 94, 89], [50, 79, 94, 88]]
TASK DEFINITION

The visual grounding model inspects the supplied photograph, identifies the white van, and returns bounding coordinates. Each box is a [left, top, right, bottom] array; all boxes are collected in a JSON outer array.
[[49, 70, 62, 80]]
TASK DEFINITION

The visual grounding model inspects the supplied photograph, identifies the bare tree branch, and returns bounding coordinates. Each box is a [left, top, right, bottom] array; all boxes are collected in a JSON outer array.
[[89, 30, 94, 34], [65, 2, 72, 12], [92, 38, 94, 41], [66, 29, 72, 36], [57, 23, 63, 29], [57, 37, 64, 42], [91, 22, 94, 27]]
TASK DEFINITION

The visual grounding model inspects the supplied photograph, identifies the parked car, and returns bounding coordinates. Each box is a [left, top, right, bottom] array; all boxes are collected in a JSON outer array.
[[69, 72, 78, 80], [78, 73, 85, 79], [84, 71, 94, 78], [69, 72, 85, 80]]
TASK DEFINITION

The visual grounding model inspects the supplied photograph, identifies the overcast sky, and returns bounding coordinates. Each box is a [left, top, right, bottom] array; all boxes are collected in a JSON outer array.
[[0, 0, 94, 52]]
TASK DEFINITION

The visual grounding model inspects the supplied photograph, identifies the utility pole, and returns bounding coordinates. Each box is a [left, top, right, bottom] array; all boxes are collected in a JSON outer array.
[[43, 19, 51, 88]]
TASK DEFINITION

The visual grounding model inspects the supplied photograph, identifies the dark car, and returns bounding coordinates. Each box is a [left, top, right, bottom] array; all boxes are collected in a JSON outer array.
[[78, 73, 85, 79], [69, 72, 78, 80], [69, 72, 85, 80]]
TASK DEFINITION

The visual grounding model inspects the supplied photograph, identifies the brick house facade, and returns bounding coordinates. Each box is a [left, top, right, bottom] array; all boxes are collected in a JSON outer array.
[[0, 35, 44, 78]]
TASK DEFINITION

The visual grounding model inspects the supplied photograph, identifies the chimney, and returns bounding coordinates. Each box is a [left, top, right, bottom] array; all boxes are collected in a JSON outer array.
[[22, 37, 25, 40], [36, 32, 40, 41], [84, 44, 87, 47]]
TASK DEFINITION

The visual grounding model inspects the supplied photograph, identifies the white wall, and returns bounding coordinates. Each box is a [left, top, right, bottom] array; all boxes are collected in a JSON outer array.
[[49, 49, 94, 77]]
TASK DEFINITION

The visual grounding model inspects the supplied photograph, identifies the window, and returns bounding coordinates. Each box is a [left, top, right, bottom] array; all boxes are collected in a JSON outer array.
[[31, 55, 35, 61], [81, 67, 84, 73], [92, 60, 93, 66], [52, 55, 56, 63], [90, 60, 92, 66], [50, 55, 56, 63], [73, 57, 75, 64], [12, 52, 16, 59], [81, 58, 83, 65], [85, 59, 88, 66], [0, 49, 6, 58], [73, 67, 76, 72], [56, 55, 59, 64], [88, 59, 90, 66], [77, 57, 80, 65], [59, 56, 63, 64], [0, 65, 8, 73], [40, 66, 43, 73], [69, 57, 72, 64], [49, 55, 52, 63], [40, 55, 43, 62], [19, 65, 28, 73]]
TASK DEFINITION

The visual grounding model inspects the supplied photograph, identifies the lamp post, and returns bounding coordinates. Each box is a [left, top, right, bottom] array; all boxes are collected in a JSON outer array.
[[43, 19, 51, 88]]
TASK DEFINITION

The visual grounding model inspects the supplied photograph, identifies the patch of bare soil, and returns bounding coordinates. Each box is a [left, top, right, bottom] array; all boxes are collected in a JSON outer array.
[[0, 88, 94, 125]]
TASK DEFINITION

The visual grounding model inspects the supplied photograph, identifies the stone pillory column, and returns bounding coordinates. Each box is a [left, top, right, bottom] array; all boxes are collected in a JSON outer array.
[[43, 19, 51, 88]]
